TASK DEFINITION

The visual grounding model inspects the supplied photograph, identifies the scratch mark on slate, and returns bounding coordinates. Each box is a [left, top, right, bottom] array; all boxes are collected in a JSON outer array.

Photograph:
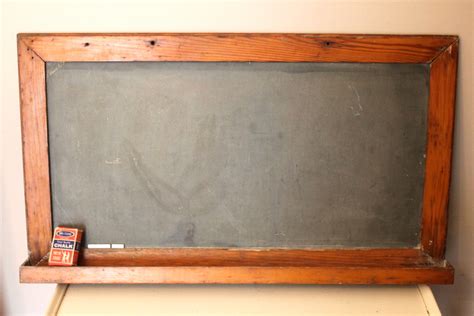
[[124, 141, 189, 214], [105, 158, 122, 165], [47, 62, 65, 78], [184, 223, 196, 246], [348, 84, 364, 116]]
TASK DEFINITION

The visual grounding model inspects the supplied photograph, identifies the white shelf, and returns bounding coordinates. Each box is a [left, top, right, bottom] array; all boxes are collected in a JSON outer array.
[[48, 284, 441, 315]]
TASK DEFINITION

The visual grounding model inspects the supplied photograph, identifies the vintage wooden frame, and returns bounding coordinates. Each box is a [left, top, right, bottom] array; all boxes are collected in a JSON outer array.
[[18, 33, 458, 284]]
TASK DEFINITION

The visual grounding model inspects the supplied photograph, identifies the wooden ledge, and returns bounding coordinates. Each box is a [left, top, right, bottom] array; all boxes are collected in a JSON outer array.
[[20, 248, 454, 284]]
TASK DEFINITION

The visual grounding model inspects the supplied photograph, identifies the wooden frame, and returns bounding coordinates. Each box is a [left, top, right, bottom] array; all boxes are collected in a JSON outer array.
[[18, 33, 458, 284]]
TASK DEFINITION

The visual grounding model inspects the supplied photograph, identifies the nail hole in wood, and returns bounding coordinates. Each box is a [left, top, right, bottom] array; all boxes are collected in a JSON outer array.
[[84, 43, 90, 47]]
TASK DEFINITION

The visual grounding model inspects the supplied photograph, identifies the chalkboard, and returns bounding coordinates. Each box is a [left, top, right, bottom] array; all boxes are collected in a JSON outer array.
[[46, 62, 429, 248]]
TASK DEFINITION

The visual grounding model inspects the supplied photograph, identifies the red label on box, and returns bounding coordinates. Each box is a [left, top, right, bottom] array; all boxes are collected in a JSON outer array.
[[48, 227, 83, 266]]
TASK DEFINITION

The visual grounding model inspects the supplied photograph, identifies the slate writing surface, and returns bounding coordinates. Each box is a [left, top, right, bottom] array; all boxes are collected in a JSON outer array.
[[47, 62, 429, 248]]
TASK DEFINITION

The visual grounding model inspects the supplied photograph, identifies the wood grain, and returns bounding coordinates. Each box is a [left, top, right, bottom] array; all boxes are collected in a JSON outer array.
[[421, 40, 459, 259], [18, 38, 52, 263], [20, 264, 454, 284], [36, 248, 436, 267], [18, 33, 456, 63], [23, 248, 453, 284]]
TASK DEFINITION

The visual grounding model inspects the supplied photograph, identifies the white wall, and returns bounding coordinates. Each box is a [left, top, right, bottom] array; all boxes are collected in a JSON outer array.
[[1, 0, 472, 315]]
